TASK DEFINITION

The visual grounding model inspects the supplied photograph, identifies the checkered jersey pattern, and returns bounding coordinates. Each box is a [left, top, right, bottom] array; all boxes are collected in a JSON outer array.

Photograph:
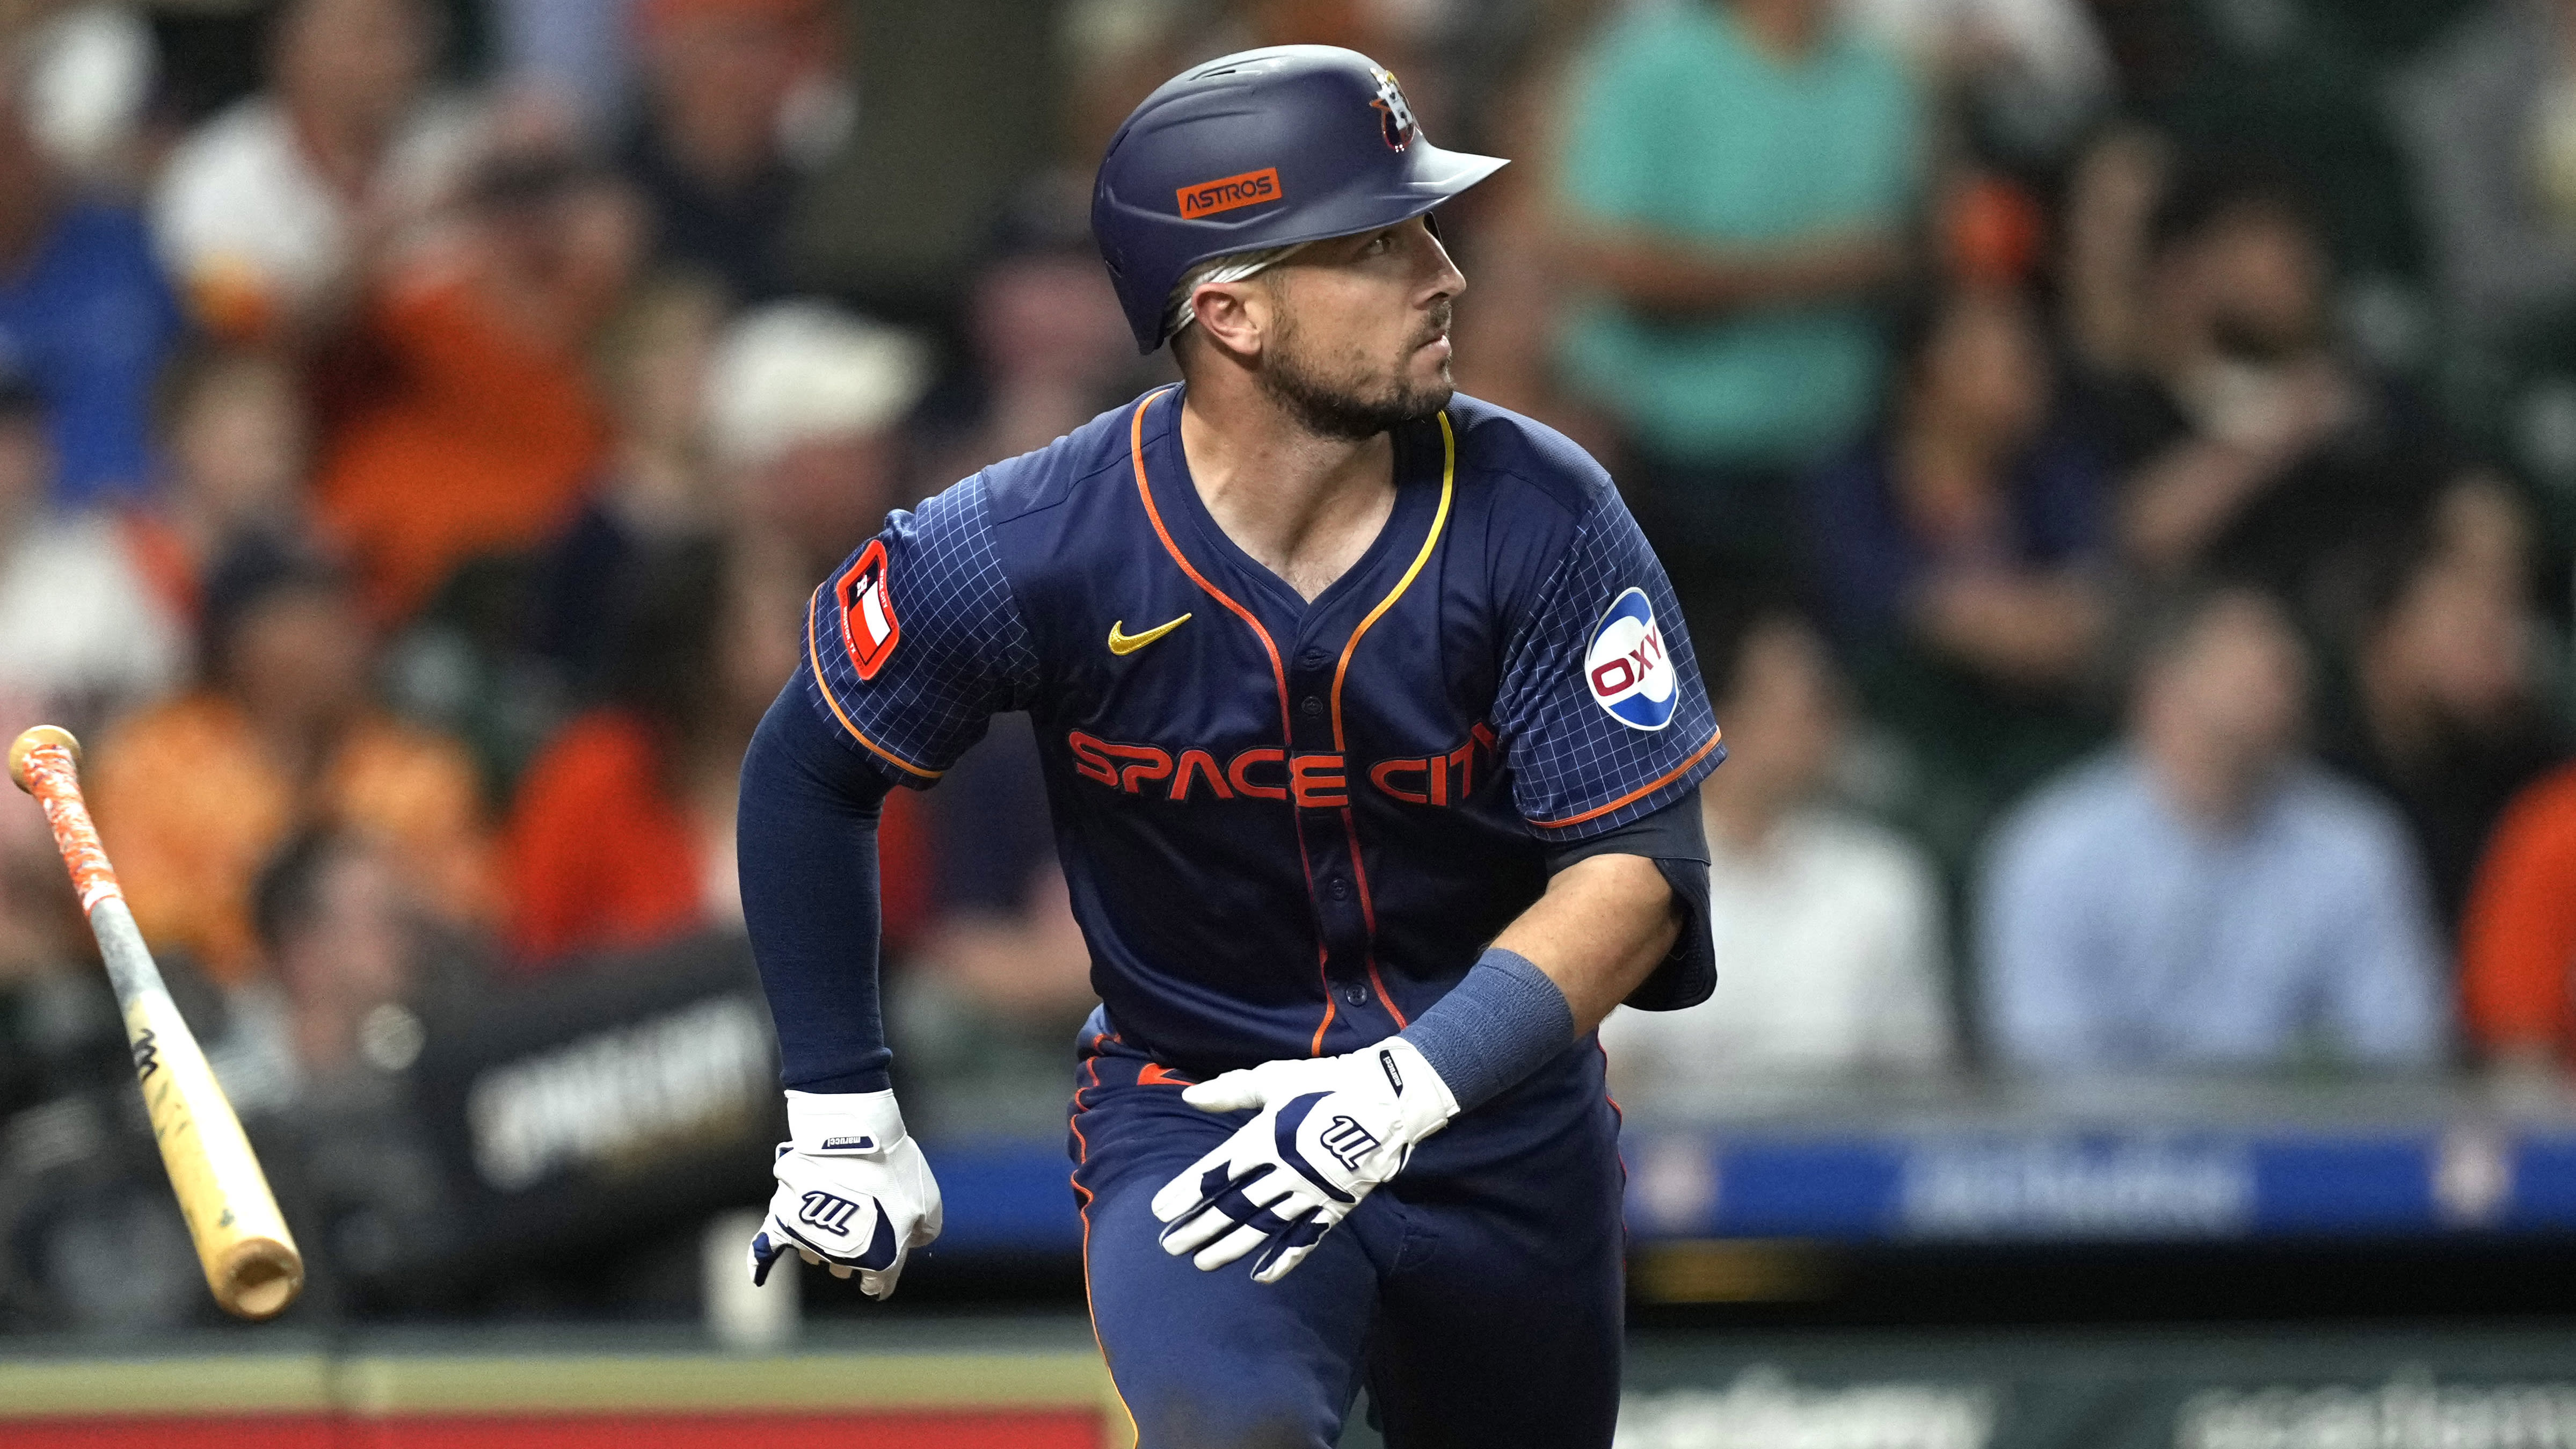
[[802, 475, 1039, 787], [1491, 492, 1723, 841]]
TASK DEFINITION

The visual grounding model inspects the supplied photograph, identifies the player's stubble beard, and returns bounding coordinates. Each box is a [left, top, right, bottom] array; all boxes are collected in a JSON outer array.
[[1259, 298, 1454, 441]]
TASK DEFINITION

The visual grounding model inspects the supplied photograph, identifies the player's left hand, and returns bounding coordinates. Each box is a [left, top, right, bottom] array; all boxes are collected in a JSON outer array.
[[1150, 1037, 1458, 1284]]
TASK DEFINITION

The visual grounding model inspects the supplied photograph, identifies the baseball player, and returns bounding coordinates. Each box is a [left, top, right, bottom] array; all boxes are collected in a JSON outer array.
[[738, 45, 1723, 1448]]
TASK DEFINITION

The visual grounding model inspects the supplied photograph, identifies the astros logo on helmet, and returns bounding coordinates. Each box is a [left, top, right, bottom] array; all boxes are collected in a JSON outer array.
[[1370, 68, 1417, 151]]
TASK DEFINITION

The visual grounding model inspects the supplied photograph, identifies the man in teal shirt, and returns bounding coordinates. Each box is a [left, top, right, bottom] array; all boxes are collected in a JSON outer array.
[[1558, 0, 1921, 586]]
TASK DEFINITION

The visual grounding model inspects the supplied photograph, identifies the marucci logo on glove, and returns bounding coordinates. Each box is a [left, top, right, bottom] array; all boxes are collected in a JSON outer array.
[[1319, 1115, 1383, 1171], [798, 1190, 861, 1235]]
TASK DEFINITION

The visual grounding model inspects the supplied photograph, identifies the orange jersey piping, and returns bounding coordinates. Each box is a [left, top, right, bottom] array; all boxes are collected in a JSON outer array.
[[1068, 1042, 1141, 1444], [1527, 726, 1722, 830]]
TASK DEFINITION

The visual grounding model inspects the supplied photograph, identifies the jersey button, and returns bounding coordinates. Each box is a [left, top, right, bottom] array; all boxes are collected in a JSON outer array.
[[1328, 877, 1350, 901], [1300, 696, 1324, 717], [1299, 648, 1327, 669], [1342, 982, 1370, 1006]]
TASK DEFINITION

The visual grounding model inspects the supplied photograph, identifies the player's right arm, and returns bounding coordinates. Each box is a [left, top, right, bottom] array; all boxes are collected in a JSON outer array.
[[734, 479, 1038, 1297]]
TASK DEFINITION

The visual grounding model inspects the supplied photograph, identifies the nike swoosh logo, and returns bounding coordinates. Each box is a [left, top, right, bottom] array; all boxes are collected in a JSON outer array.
[[1107, 613, 1192, 655]]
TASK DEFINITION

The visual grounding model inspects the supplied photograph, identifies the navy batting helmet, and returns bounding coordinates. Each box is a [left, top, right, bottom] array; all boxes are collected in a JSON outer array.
[[1091, 46, 1508, 353]]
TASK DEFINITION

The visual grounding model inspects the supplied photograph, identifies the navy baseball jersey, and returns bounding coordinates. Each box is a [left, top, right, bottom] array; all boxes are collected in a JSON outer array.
[[796, 385, 1722, 1073]]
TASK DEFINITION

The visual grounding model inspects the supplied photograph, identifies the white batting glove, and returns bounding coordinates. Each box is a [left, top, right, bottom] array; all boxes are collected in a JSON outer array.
[[1149, 1038, 1458, 1284], [747, 1089, 943, 1300]]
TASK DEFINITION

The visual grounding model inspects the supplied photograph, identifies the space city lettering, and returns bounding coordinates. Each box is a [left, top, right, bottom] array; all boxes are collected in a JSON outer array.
[[1067, 723, 1497, 809]]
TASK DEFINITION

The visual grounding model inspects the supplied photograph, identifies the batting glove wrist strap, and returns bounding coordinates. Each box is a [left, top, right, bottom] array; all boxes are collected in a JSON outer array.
[[749, 1089, 943, 1299], [785, 1087, 909, 1155], [1149, 1037, 1458, 1285]]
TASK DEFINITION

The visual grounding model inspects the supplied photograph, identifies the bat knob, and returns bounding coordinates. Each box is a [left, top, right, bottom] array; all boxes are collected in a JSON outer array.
[[8, 726, 80, 795]]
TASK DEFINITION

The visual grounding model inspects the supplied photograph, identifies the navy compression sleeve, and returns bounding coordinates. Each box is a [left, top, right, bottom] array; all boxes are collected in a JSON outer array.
[[1548, 793, 1714, 1012], [738, 684, 898, 1093]]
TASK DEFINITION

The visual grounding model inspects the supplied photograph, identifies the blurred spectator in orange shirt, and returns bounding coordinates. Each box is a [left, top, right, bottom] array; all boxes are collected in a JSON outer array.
[[315, 142, 638, 623], [2461, 764, 2576, 1069], [505, 538, 936, 967], [89, 542, 496, 987]]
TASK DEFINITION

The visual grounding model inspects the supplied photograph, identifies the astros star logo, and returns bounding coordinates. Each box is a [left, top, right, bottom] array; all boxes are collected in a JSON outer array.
[[1370, 68, 1417, 151]]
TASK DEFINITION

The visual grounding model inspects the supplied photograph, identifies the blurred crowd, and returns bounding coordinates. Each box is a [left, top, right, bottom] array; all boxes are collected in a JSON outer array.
[[2, 0, 2576, 1323], [1552, 0, 2576, 1103]]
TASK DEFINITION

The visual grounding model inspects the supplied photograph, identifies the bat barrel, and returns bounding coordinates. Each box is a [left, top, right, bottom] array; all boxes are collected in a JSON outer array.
[[217, 1237, 304, 1321]]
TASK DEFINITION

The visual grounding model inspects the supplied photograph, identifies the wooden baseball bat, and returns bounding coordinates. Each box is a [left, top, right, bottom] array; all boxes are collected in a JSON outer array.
[[9, 725, 304, 1321]]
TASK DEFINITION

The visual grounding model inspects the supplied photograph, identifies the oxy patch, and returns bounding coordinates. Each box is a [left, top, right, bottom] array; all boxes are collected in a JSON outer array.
[[1584, 587, 1676, 731]]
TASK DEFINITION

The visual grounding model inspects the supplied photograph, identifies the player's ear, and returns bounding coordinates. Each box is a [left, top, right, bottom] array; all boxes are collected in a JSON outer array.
[[1189, 280, 1268, 364]]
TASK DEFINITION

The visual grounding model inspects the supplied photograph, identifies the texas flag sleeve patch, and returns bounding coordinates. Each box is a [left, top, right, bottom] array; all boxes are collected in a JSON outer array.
[[834, 538, 901, 680]]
